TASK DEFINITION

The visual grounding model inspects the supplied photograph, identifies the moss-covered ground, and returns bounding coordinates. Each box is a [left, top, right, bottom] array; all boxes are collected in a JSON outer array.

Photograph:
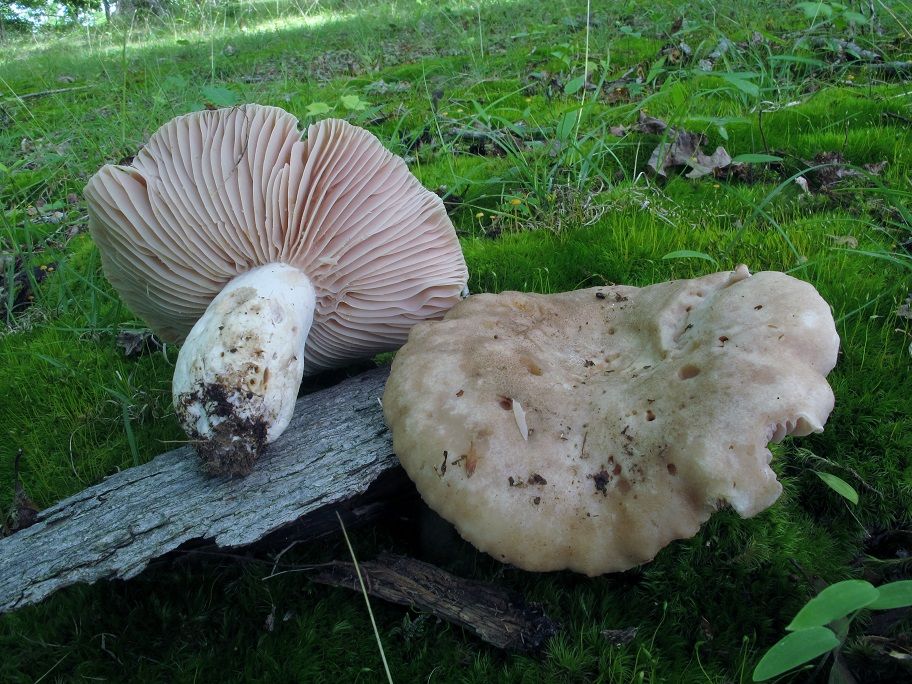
[[1, 0, 911, 681]]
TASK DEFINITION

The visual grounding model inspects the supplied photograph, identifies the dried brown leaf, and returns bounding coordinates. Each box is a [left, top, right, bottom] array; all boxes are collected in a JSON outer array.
[[117, 329, 164, 358]]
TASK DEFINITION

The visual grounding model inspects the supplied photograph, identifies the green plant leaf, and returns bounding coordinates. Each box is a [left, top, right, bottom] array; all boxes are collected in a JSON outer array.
[[306, 101, 332, 116], [340, 94, 368, 111], [163, 74, 188, 89], [868, 581, 912, 610], [787, 580, 878, 631], [200, 85, 238, 107], [752, 627, 839, 681], [796, 2, 833, 19], [842, 11, 867, 25], [662, 250, 719, 266], [646, 56, 666, 84], [731, 154, 783, 164], [556, 110, 578, 142], [720, 73, 759, 97], [814, 471, 858, 504], [564, 76, 586, 95], [769, 54, 827, 67]]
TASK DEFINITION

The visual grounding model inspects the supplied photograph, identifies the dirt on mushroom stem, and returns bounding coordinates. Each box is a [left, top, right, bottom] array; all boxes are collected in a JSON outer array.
[[177, 381, 269, 476]]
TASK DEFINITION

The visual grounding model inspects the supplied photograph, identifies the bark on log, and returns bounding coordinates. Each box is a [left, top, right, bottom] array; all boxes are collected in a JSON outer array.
[[0, 367, 397, 614]]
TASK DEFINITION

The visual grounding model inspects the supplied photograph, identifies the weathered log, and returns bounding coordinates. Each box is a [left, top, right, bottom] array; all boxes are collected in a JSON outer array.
[[0, 366, 398, 614], [307, 552, 560, 653]]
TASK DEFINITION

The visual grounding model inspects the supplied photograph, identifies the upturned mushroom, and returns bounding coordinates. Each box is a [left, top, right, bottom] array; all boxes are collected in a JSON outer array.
[[85, 105, 468, 475], [383, 266, 839, 576]]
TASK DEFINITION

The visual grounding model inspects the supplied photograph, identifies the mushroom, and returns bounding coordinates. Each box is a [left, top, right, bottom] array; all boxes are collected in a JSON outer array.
[[85, 105, 468, 475], [382, 266, 839, 576]]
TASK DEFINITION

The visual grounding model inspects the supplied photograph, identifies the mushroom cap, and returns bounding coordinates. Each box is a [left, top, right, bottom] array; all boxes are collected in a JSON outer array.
[[84, 105, 468, 373], [382, 266, 840, 576]]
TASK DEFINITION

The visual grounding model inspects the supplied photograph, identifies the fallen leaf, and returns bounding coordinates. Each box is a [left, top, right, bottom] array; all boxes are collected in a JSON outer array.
[[365, 79, 411, 95], [661, 42, 692, 65], [863, 160, 888, 175], [898, 294, 912, 321], [611, 110, 670, 137], [648, 130, 732, 178], [812, 151, 861, 188], [828, 235, 859, 248], [795, 176, 811, 194], [117, 329, 164, 358]]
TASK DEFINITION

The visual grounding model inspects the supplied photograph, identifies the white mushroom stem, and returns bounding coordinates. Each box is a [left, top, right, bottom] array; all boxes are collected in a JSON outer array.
[[172, 263, 315, 475]]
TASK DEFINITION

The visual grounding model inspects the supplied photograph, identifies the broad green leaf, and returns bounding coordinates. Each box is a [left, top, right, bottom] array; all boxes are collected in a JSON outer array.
[[163, 74, 188, 89], [306, 101, 332, 116], [731, 154, 783, 164], [796, 2, 834, 19], [752, 627, 839, 681], [814, 471, 858, 505], [720, 73, 759, 98], [556, 110, 578, 142], [564, 76, 586, 95], [662, 250, 719, 266], [340, 94, 368, 111], [787, 580, 878, 631], [200, 85, 238, 107], [717, 125, 729, 141], [868, 581, 912, 610], [646, 56, 666, 84], [769, 54, 827, 67], [842, 11, 867, 25]]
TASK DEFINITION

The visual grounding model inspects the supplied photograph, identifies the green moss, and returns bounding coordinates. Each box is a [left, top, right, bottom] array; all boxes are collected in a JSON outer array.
[[1, 0, 911, 681]]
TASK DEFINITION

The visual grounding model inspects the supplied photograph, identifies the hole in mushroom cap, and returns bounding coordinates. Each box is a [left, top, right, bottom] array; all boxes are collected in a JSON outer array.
[[646, 409, 656, 421], [678, 364, 701, 380], [497, 395, 513, 410], [667, 463, 677, 476]]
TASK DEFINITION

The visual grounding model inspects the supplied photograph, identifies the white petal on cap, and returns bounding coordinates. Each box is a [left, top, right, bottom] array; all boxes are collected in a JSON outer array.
[[85, 107, 467, 355], [383, 268, 840, 576]]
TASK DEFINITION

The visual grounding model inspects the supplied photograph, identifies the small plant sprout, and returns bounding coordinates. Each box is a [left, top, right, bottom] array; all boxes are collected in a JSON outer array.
[[752, 580, 912, 681]]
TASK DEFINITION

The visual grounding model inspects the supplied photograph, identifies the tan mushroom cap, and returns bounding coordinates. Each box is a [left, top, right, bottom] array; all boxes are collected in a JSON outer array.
[[84, 105, 468, 372], [383, 266, 840, 576]]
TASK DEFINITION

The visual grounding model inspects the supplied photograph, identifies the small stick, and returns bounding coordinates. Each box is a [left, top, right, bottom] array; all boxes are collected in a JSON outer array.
[[308, 552, 560, 653]]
